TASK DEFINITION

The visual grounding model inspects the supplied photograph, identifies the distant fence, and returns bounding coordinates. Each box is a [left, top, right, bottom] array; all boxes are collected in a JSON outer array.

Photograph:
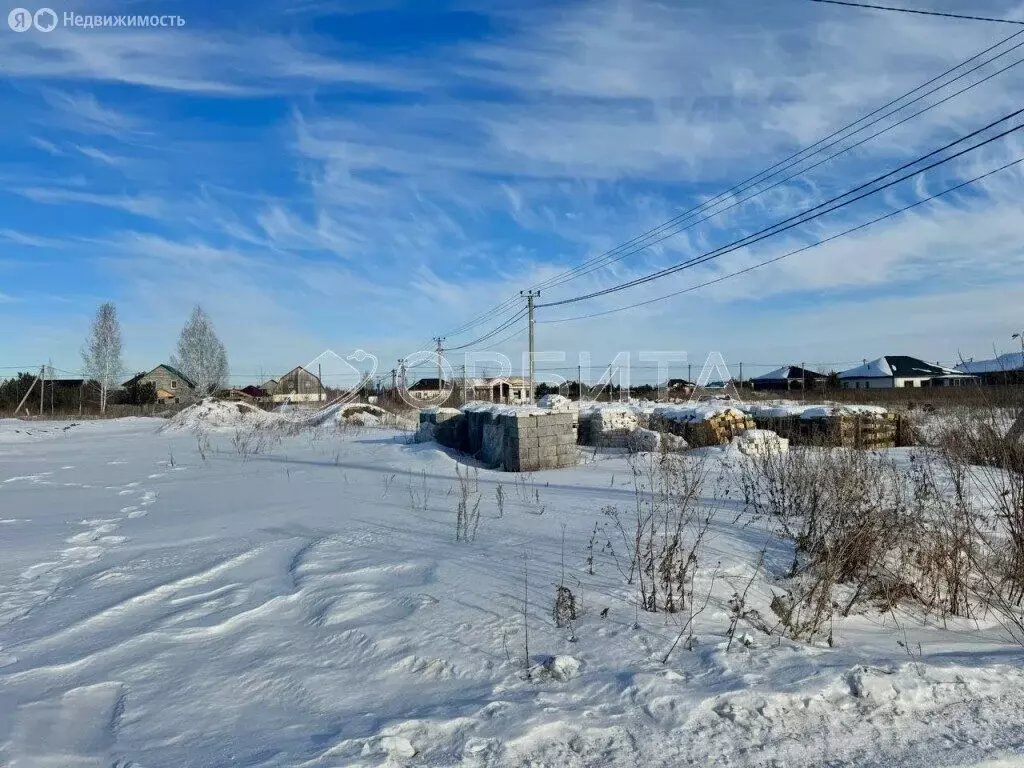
[[0, 403, 188, 421]]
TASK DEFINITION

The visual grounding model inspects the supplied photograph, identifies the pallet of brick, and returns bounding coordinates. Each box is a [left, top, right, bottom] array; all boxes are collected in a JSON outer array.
[[650, 404, 755, 447]]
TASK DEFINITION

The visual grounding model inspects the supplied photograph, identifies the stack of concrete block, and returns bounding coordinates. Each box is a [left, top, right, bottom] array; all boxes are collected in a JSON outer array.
[[415, 407, 463, 443], [537, 394, 574, 411], [580, 407, 650, 447], [502, 411, 579, 471]]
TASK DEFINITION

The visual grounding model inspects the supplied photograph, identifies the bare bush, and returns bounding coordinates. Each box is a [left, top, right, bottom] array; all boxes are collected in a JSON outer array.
[[745, 447, 907, 641], [743, 394, 1024, 646], [455, 464, 482, 542], [231, 423, 281, 460], [626, 451, 714, 614]]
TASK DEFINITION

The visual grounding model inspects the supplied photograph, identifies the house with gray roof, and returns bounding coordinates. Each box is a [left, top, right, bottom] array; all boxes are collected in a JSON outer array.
[[839, 356, 974, 389]]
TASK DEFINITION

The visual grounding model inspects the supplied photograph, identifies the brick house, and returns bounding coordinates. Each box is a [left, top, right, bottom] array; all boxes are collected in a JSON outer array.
[[122, 365, 196, 404], [273, 366, 325, 403]]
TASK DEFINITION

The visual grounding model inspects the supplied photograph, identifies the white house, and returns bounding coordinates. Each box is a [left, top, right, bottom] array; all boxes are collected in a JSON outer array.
[[955, 352, 1024, 384], [839, 356, 972, 389], [471, 376, 530, 404]]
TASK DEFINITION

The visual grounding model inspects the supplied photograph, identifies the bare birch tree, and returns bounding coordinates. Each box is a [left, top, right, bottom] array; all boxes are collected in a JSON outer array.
[[170, 305, 228, 399], [81, 302, 124, 414]]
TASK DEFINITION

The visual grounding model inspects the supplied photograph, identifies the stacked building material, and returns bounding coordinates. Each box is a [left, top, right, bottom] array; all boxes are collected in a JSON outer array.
[[415, 407, 463, 444], [501, 410, 579, 471], [576, 405, 655, 447], [649, 404, 756, 447], [748, 404, 899, 449]]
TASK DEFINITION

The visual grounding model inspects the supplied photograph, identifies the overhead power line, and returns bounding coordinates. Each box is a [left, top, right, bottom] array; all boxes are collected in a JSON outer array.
[[536, 44, 1024, 293], [433, 22, 1023, 343], [804, 0, 1024, 25], [538, 155, 1024, 324], [538, 107, 1024, 309], [445, 309, 529, 352]]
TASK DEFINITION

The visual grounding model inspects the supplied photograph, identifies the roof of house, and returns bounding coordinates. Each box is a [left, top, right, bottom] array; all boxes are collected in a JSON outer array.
[[123, 364, 195, 388], [471, 376, 528, 387], [839, 356, 960, 379], [753, 365, 824, 381], [955, 352, 1024, 374], [409, 378, 443, 391], [279, 366, 321, 382]]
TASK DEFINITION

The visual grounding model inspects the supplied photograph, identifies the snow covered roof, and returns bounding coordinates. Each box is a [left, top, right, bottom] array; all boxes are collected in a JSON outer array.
[[753, 365, 824, 381], [955, 352, 1024, 374], [839, 356, 959, 379]]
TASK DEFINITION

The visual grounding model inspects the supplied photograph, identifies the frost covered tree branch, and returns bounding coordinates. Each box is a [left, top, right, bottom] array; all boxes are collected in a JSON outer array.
[[81, 302, 123, 414], [170, 305, 229, 399]]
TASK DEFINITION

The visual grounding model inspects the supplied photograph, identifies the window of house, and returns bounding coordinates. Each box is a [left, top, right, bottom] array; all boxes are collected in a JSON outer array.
[[865, 381, 870, 389], [171, 380, 177, 389]]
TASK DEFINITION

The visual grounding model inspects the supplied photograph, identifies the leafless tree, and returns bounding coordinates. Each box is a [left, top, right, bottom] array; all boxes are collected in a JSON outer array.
[[81, 302, 123, 414], [170, 305, 228, 398]]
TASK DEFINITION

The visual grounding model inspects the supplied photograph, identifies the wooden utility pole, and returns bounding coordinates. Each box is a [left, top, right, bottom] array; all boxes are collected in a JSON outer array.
[[15, 367, 44, 416], [578, 363, 582, 401], [39, 365, 45, 416], [520, 290, 540, 404]]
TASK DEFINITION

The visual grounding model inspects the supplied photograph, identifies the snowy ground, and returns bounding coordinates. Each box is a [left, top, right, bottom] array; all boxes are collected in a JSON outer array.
[[1, 417, 1023, 767]]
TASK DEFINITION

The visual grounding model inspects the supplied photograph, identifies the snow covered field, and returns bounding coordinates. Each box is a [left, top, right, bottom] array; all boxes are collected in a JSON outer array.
[[1, 416, 1023, 767]]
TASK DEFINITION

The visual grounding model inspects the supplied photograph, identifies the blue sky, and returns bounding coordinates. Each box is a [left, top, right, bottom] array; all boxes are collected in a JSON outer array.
[[2, 0, 1024, 386]]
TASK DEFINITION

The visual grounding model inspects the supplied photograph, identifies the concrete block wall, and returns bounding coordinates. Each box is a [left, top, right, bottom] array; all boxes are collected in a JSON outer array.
[[501, 411, 578, 472]]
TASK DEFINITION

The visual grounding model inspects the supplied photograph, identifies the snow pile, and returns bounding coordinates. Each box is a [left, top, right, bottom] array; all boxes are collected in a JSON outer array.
[[740, 402, 889, 420], [799, 404, 888, 419], [537, 394, 574, 411], [163, 398, 283, 432], [730, 429, 789, 456], [578, 401, 656, 417], [626, 428, 688, 453], [533, 654, 582, 682], [335, 403, 392, 425], [461, 402, 546, 417]]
